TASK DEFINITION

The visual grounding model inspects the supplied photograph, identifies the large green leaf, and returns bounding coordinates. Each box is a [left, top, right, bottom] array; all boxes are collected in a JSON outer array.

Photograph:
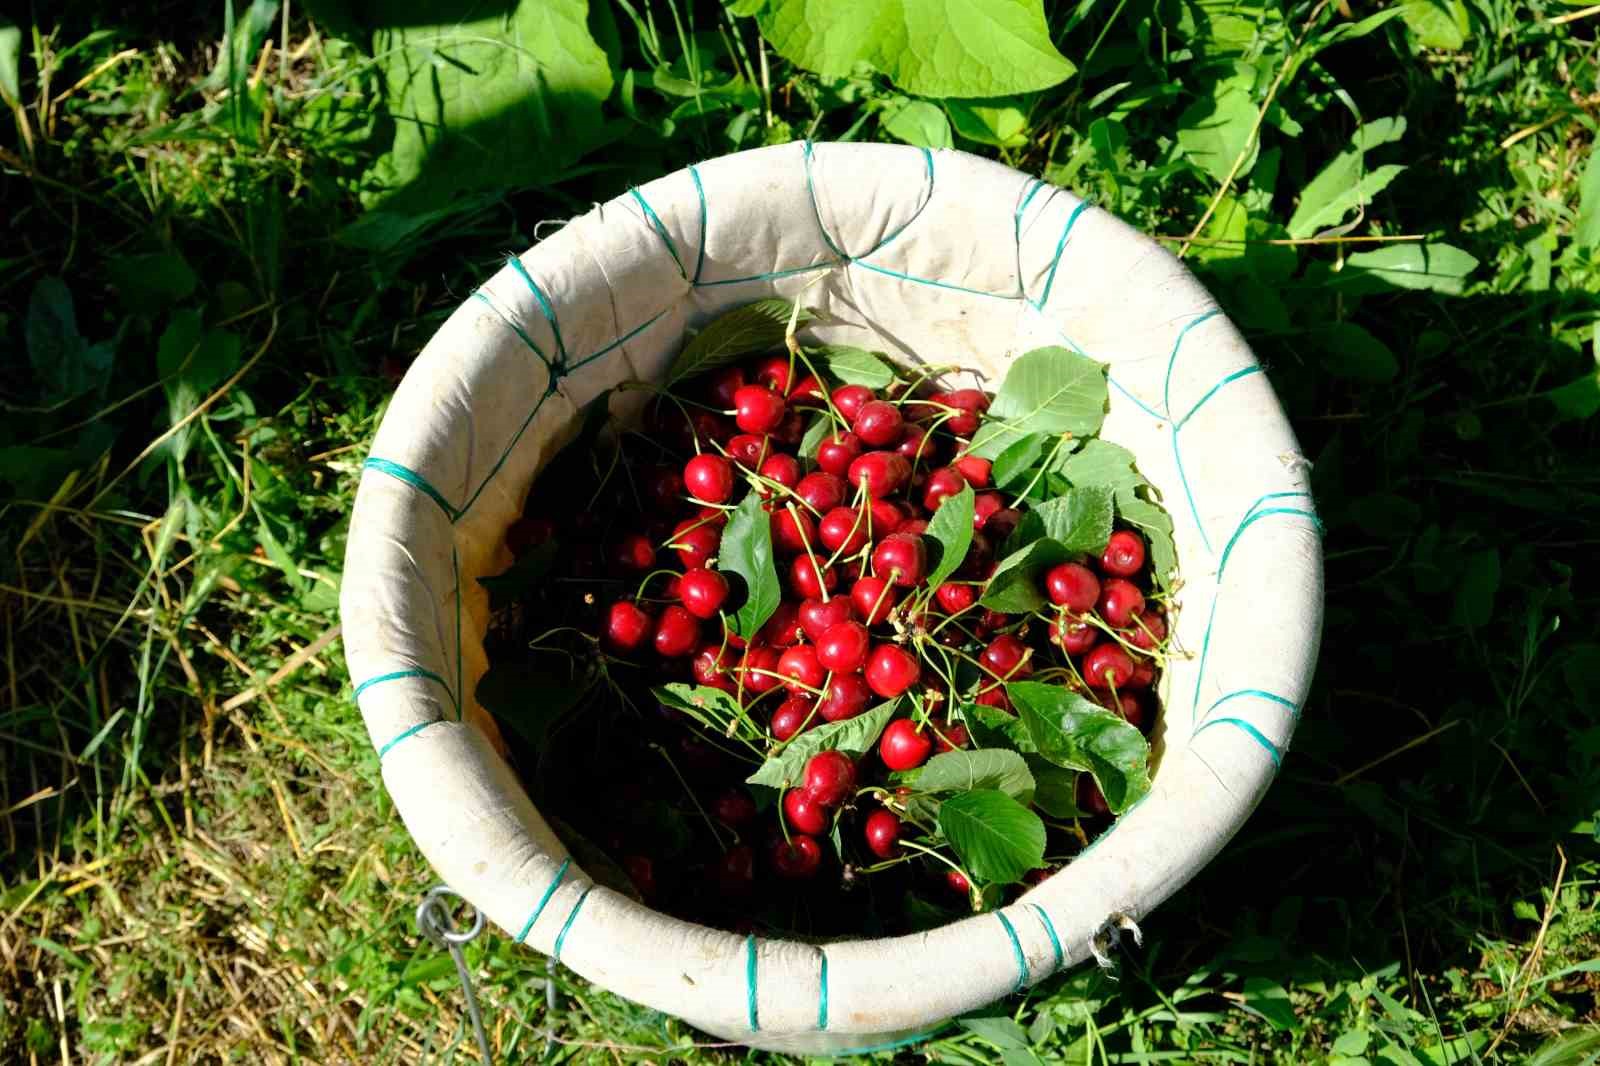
[[1401, 0, 1470, 49], [969, 347, 1108, 459], [923, 483, 975, 589], [365, 0, 613, 212], [880, 98, 953, 149], [668, 300, 811, 384], [1176, 66, 1259, 184], [1008, 681, 1151, 812], [1319, 322, 1398, 383], [108, 252, 199, 311], [814, 344, 896, 388], [157, 310, 242, 462], [746, 699, 898, 789], [757, 0, 1075, 100], [990, 433, 1048, 490], [1027, 758, 1082, 817], [915, 749, 1034, 803], [1054, 441, 1175, 589], [978, 538, 1065, 613], [938, 789, 1046, 884], [0, 17, 21, 107], [1287, 117, 1407, 239], [26, 277, 114, 406], [1339, 243, 1479, 295], [1575, 148, 1600, 254], [1030, 486, 1113, 553], [965, 701, 1035, 753], [946, 97, 1030, 148], [718, 493, 782, 640]]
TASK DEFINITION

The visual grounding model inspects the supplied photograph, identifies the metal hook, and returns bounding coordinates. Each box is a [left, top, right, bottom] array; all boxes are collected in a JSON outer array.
[[416, 885, 493, 1065]]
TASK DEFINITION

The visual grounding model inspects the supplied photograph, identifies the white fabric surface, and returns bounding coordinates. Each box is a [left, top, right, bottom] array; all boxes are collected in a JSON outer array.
[[340, 141, 1324, 1054]]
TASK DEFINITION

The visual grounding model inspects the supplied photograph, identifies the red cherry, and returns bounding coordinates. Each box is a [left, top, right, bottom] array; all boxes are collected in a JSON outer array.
[[899, 518, 928, 538], [727, 433, 769, 469], [670, 519, 720, 569], [758, 601, 804, 646], [867, 497, 904, 537], [819, 506, 868, 554], [803, 750, 857, 807], [683, 454, 735, 504], [902, 422, 944, 463], [623, 855, 656, 899], [1097, 578, 1145, 627], [932, 719, 969, 752], [611, 532, 656, 572], [717, 844, 756, 895], [605, 601, 654, 653], [817, 672, 872, 722], [759, 453, 802, 490], [642, 468, 685, 511], [1084, 644, 1135, 688], [831, 384, 874, 421], [690, 411, 734, 447], [707, 366, 746, 408], [979, 634, 1033, 682], [933, 388, 989, 436], [1126, 659, 1156, 690], [1127, 609, 1167, 651], [678, 568, 730, 619], [653, 605, 700, 657], [986, 507, 1022, 542], [945, 869, 972, 895], [1078, 776, 1110, 816], [691, 642, 736, 691], [922, 466, 967, 512], [935, 582, 977, 613], [852, 400, 904, 447], [795, 471, 847, 512], [1101, 530, 1147, 577], [973, 492, 1004, 530], [734, 384, 786, 434], [715, 788, 758, 827], [1109, 693, 1147, 730], [817, 621, 870, 673], [878, 718, 933, 771], [783, 789, 829, 835], [865, 645, 920, 698], [850, 576, 898, 625], [1049, 613, 1098, 655], [872, 532, 927, 587], [772, 507, 817, 555], [815, 431, 862, 476], [771, 834, 823, 878], [789, 375, 825, 403], [954, 454, 991, 488], [863, 810, 901, 859], [770, 695, 815, 739], [974, 684, 1012, 712], [773, 408, 807, 446], [752, 355, 791, 393], [789, 555, 837, 599], [847, 451, 911, 498], [1045, 562, 1101, 611], [740, 646, 783, 694], [777, 644, 826, 693], [799, 596, 855, 642]]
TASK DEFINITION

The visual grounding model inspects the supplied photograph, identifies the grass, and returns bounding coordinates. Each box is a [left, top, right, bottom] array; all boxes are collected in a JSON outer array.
[[2, 0, 1598, 1062]]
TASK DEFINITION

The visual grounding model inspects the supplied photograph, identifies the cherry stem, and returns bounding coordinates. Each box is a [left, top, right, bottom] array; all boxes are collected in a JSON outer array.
[[787, 501, 830, 603], [651, 742, 727, 850], [1010, 431, 1074, 508], [633, 568, 681, 603], [743, 667, 828, 699], [866, 570, 897, 622]]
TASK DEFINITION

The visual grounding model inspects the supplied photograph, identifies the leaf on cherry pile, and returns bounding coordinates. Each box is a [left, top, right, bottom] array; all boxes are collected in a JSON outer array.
[[966, 346, 1109, 459], [938, 789, 1046, 885], [745, 699, 899, 790], [798, 412, 832, 459], [965, 701, 1036, 752], [654, 682, 749, 735], [990, 432, 1049, 490], [980, 485, 1115, 612], [1054, 439, 1177, 587], [923, 482, 976, 589], [814, 344, 897, 388], [666, 299, 814, 384], [1027, 758, 1083, 818], [1027, 484, 1115, 553], [1007, 681, 1152, 813], [718, 493, 782, 640], [914, 749, 1035, 804]]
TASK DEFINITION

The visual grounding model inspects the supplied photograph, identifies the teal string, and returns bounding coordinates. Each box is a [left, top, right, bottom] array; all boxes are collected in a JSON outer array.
[[1108, 375, 1165, 421], [853, 146, 936, 255], [1216, 507, 1323, 576], [1160, 308, 1222, 418], [1195, 716, 1283, 767], [629, 187, 686, 279], [515, 858, 571, 942], [688, 164, 707, 284], [353, 667, 450, 701], [551, 886, 592, 962], [507, 256, 568, 366], [1035, 198, 1092, 307], [745, 934, 760, 1031], [472, 289, 552, 370], [1205, 688, 1298, 722], [1175, 365, 1262, 430], [362, 457, 459, 521], [1170, 431, 1214, 555], [851, 258, 1019, 300], [1012, 178, 1047, 298], [567, 306, 671, 373], [376, 719, 440, 759], [816, 949, 828, 1030], [800, 140, 935, 261], [1029, 905, 1064, 971], [831, 1024, 951, 1056], [451, 544, 462, 720], [996, 912, 1029, 991], [802, 140, 850, 262]]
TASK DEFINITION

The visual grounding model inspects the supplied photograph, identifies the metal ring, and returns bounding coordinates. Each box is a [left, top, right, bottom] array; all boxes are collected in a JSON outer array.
[[416, 884, 485, 947]]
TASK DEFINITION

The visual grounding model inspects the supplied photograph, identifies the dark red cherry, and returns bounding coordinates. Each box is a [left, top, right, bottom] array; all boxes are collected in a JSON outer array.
[[1097, 578, 1145, 628], [759, 452, 802, 490], [777, 644, 826, 693], [1084, 643, 1135, 689], [832, 385, 874, 421], [973, 492, 1004, 530], [935, 582, 977, 613], [819, 506, 868, 554], [799, 596, 855, 642], [678, 567, 730, 619], [683, 453, 735, 504], [803, 750, 857, 807], [979, 634, 1033, 682], [691, 642, 736, 691], [770, 694, 815, 740], [795, 471, 847, 513], [752, 355, 792, 394], [1045, 562, 1100, 612], [611, 532, 656, 572], [872, 533, 927, 587], [740, 645, 783, 694], [878, 718, 933, 771], [707, 366, 746, 408], [1101, 530, 1147, 577], [815, 431, 862, 476], [1049, 613, 1098, 655], [670, 519, 720, 570], [847, 451, 911, 498], [865, 645, 920, 698], [605, 601, 653, 653], [727, 433, 769, 469], [789, 555, 837, 599], [653, 605, 700, 657], [1127, 609, 1166, 651], [850, 576, 898, 625], [772, 507, 817, 556], [816, 621, 870, 673], [863, 810, 901, 859], [852, 400, 904, 447], [758, 601, 804, 647], [715, 788, 758, 827], [783, 789, 829, 835], [717, 844, 756, 895], [771, 834, 823, 878], [922, 467, 967, 512], [817, 672, 872, 722], [954, 454, 991, 487]]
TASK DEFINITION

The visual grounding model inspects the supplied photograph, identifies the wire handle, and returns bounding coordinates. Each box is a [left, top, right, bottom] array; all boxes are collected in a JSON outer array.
[[416, 885, 493, 1065]]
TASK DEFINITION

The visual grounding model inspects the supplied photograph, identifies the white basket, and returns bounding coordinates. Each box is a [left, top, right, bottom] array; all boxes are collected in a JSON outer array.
[[340, 142, 1323, 1055]]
